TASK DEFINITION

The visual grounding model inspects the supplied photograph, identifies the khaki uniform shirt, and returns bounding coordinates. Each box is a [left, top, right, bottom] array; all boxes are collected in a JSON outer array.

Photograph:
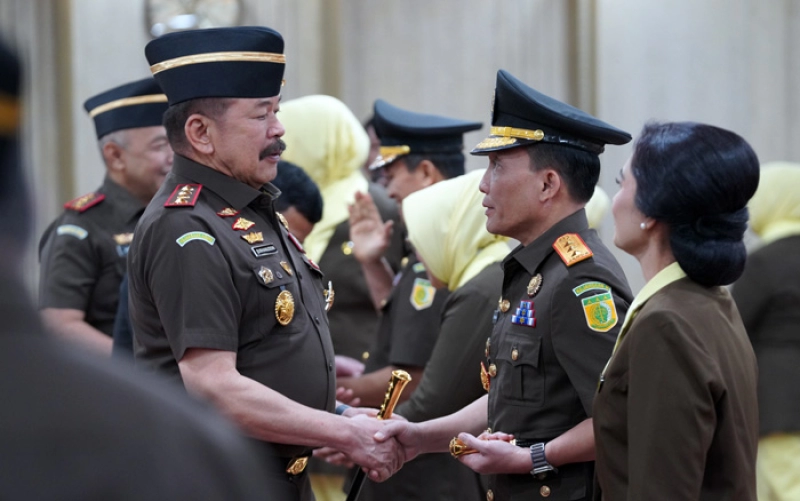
[[732, 235, 800, 436], [38, 177, 144, 335], [129, 155, 335, 458], [594, 278, 758, 501], [486, 210, 631, 501]]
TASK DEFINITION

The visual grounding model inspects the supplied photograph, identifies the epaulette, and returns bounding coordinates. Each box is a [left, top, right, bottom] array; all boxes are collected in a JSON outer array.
[[64, 192, 105, 213], [164, 184, 202, 207], [553, 233, 593, 267]]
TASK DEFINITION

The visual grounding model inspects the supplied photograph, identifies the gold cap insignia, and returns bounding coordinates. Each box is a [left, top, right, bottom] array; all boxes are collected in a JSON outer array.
[[241, 231, 264, 244], [527, 273, 543, 297], [280, 261, 293, 276], [449, 437, 478, 458], [113, 232, 134, 246], [258, 266, 274, 285], [216, 207, 240, 217], [232, 217, 255, 231], [275, 290, 295, 325], [553, 233, 593, 267], [277, 212, 289, 230], [324, 280, 335, 312]]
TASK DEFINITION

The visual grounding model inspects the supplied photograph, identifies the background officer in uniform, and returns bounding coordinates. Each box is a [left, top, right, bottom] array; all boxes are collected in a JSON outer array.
[[38, 77, 172, 355], [128, 27, 402, 500], [377, 70, 633, 501], [337, 99, 482, 406], [272, 160, 324, 244]]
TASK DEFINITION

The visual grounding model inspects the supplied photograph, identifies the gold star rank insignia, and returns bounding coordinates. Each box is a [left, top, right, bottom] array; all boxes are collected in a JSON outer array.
[[216, 207, 240, 217], [164, 184, 202, 207], [232, 217, 255, 231], [275, 290, 295, 325], [553, 233, 593, 267], [241, 232, 264, 244], [527, 273, 543, 297], [64, 192, 105, 212]]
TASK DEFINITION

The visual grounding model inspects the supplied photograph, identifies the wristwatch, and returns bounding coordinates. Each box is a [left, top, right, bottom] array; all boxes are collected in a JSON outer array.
[[529, 442, 558, 476]]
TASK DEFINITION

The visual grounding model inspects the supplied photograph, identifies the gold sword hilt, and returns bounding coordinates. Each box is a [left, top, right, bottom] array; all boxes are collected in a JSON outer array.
[[376, 370, 412, 420]]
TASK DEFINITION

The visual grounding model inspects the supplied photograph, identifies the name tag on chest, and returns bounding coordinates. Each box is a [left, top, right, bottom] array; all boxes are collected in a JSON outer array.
[[251, 244, 277, 258]]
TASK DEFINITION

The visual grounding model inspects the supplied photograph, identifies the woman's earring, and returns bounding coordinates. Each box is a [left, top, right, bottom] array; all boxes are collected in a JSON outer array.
[[640, 222, 647, 230]]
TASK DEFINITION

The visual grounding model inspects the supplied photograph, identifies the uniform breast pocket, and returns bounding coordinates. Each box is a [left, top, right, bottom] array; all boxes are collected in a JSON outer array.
[[252, 261, 305, 337], [496, 334, 544, 407]]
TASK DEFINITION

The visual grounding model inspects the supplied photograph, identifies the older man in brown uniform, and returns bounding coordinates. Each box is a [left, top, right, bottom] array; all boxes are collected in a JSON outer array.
[[128, 27, 402, 501], [38, 77, 171, 355], [378, 70, 633, 501]]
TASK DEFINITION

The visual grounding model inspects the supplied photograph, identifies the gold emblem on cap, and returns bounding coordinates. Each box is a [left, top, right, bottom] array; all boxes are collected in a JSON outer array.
[[150, 51, 287, 75], [475, 136, 517, 150], [324, 280, 335, 312], [280, 261, 293, 276], [241, 231, 264, 244], [275, 290, 295, 325], [449, 437, 478, 458], [88, 94, 168, 118], [232, 217, 255, 231], [527, 273, 543, 297], [491, 126, 545, 141], [499, 298, 510, 313], [258, 266, 274, 285], [276, 212, 289, 230]]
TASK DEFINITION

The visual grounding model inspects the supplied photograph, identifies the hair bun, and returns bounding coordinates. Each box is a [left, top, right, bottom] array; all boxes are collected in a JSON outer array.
[[691, 208, 749, 241]]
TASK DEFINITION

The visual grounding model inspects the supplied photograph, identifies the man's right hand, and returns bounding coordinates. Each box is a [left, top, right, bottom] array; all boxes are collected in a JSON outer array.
[[344, 415, 408, 482], [348, 191, 393, 264]]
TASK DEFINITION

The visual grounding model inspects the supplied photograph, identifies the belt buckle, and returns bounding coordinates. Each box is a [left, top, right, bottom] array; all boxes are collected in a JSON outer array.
[[286, 456, 309, 475]]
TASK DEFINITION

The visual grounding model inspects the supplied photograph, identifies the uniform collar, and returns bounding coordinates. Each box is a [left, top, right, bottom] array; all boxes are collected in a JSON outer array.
[[171, 154, 281, 210], [100, 176, 147, 219], [504, 209, 589, 275]]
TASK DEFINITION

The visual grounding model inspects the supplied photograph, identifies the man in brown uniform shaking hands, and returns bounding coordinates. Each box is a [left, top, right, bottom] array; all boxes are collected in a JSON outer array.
[[128, 26, 402, 500]]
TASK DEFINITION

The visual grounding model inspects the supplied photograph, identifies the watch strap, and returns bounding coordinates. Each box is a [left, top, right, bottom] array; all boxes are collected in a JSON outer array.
[[529, 442, 558, 476]]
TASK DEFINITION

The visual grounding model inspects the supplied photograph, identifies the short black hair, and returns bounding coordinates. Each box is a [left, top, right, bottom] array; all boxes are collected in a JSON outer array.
[[162, 98, 232, 153], [403, 152, 466, 180], [525, 143, 600, 203], [631, 121, 760, 287], [272, 160, 323, 224]]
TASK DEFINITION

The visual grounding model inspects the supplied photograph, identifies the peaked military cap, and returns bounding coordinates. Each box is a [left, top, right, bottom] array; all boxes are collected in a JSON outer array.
[[472, 70, 631, 155], [83, 77, 168, 139], [145, 26, 285, 106], [370, 99, 483, 170]]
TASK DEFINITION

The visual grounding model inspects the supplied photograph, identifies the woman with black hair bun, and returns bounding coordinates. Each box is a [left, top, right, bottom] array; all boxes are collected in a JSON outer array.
[[593, 121, 760, 500]]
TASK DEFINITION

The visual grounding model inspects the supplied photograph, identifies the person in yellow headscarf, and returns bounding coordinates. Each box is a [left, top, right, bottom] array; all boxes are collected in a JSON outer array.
[[732, 162, 800, 501], [358, 169, 508, 500], [279, 95, 406, 361]]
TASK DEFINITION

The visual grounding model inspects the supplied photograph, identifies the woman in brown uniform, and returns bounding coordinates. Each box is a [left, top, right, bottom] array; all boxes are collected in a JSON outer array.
[[593, 121, 760, 500]]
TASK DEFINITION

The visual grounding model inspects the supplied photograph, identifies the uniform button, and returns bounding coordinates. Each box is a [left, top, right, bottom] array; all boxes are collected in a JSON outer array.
[[341, 241, 354, 255], [380, 299, 388, 308], [500, 299, 510, 312], [362, 351, 370, 361], [540, 486, 551, 497], [314, 316, 320, 324], [511, 348, 519, 361], [488, 364, 497, 377], [486, 489, 494, 501], [328, 363, 333, 371]]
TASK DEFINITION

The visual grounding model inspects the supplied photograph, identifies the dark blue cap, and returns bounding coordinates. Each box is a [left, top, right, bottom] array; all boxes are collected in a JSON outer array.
[[370, 99, 482, 170], [83, 77, 168, 139], [472, 70, 631, 155], [145, 26, 285, 106]]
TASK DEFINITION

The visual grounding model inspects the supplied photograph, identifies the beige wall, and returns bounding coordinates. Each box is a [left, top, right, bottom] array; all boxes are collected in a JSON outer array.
[[3, 0, 799, 292]]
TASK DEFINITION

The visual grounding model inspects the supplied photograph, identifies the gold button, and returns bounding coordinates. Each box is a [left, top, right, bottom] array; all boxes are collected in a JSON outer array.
[[341, 241, 354, 255], [401, 256, 409, 268], [540, 486, 551, 497], [500, 299, 510, 312], [489, 364, 497, 377], [511, 348, 519, 361], [486, 489, 494, 501], [362, 351, 370, 360], [485, 337, 491, 358], [380, 298, 388, 308]]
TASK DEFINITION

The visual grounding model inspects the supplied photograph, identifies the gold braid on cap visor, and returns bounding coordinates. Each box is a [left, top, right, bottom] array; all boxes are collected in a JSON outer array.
[[150, 51, 286, 75], [88, 94, 168, 118]]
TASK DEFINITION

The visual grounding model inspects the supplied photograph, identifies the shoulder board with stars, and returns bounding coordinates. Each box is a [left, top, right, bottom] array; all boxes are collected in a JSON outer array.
[[64, 192, 105, 213], [164, 184, 202, 207], [553, 233, 593, 267]]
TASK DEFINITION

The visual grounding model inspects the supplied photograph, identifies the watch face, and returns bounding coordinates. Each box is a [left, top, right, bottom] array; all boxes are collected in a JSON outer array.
[[147, 0, 242, 38]]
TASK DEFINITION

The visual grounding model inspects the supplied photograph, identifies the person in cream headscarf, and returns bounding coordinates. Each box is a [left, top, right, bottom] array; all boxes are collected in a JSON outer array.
[[732, 162, 800, 501], [279, 95, 406, 361], [355, 169, 509, 500]]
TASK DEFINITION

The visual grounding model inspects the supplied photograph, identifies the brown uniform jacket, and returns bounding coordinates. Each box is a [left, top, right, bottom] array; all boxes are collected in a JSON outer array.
[[38, 176, 144, 335], [362, 263, 504, 501], [593, 277, 758, 501], [487, 209, 632, 501], [129, 155, 335, 458], [318, 184, 406, 360], [732, 235, 800, 436]]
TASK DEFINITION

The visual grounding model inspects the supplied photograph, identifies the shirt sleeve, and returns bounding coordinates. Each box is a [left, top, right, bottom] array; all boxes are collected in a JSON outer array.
[[625, 311, 717, 500], [387, 277, 448, 368], [38, 215, 99, 312]]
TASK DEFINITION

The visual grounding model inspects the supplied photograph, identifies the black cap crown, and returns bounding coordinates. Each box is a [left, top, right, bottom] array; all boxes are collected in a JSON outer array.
[[83, 77, 167, 139], [145, 26, 285, 106], [370, 99, 482, 170], [472, 70, 631, 155]]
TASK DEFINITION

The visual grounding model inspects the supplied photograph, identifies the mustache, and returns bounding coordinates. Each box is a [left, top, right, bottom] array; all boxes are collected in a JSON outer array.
[[259, 138, 286, 160]]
